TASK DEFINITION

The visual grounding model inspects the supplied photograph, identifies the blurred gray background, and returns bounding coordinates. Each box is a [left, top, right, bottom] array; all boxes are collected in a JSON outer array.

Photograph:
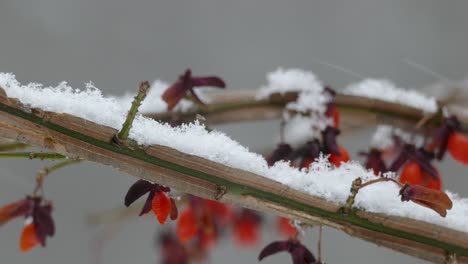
[[1, 0, 468, 263]]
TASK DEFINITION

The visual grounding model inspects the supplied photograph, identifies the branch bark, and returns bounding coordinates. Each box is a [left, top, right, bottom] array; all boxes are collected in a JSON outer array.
[[0, 94, 467, 263], [146, 91, 468, 132]]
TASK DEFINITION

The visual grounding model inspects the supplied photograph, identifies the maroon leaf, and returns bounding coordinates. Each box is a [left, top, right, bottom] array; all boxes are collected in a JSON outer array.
[[33, 203, 55, 246], [191, 76, 226, 88], [139, 190, 156, 216], [413, 149, 438, 179], [258, 241, 289, 260], [323, 126, 341, 155], [162, 69, 226, 111], [362, 149, 387, 174], [267, 143, 293, 166], [389, 144, 414, 172], [124, 179, 154, 207], [170, 197, 178, 220]]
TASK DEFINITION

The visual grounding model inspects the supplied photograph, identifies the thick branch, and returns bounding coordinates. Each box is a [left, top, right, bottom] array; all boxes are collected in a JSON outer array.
[[0, 95, 467, 263]]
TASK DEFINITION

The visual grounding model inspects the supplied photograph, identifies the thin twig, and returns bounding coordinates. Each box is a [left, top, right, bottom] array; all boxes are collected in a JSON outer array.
[[0, 152, 67, 160], [0, 142, 29, 152]]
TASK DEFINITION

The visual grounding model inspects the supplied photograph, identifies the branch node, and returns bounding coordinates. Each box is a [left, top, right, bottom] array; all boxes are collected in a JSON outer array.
[[445, 252, 458, 264], [214, 185, 227, 200], [340, 177, 362, 215]]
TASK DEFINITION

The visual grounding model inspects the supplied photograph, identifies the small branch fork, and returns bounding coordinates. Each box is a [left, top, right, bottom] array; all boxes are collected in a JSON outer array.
[[33, 159, 81, 196]]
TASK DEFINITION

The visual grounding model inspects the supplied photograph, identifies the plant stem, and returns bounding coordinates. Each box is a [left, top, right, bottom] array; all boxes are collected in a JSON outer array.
[[359, 177, 402, 190], [0, 152, 67, 160], [0, 142, 29, 151], [34, 159, 81, 195], [341, 177, 362, 215], [116, 81, 150, 142]]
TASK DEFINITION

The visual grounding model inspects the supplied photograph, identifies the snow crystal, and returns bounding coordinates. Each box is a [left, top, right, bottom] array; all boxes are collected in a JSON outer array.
[[279, 114, 329, 148], [256, 68, 323, 100], [343, 79, 438, 113], [1, 72, 467, 233], [370, 125, 424, 150]]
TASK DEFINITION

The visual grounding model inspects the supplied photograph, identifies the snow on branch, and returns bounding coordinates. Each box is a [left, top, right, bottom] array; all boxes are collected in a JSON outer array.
[[343, 79, 438, 113], [0, 72, 466, 232], [1, 72, 468, 263]]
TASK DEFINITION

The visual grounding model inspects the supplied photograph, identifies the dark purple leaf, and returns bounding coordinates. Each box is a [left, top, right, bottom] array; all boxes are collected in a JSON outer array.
[[267, 143, 293, 166], [389, 144, 414, 172], [258, 241, 289, 261], [139, 190, 156, 216], [33, 204, 55, 246], [124, 180, 153, 207], [190, 76, 226, 88], [301, 246, 317, 263], [170, 197, 178, 220], [413, 149, 438, 179], [364, 149, 387, 174], [290, 242, 316, 264], [188, 88, 206, 106], [323, 127, 341, 155]]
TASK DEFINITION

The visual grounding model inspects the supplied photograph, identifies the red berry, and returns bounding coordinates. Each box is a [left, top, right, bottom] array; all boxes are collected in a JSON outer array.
[[399, 162, 423, 186], [399, 162, 441, 190], [448, 132, 468, 165]]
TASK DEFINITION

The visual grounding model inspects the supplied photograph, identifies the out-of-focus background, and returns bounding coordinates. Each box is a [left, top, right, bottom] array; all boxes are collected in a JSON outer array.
[[0, 0, 467, 263]]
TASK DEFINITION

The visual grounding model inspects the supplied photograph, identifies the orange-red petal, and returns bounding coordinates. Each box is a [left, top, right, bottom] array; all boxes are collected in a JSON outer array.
[[277, 217, 297, 237], [20, 223, 40, 252], [152, 191, 171, 224], [233, 219, 259, 246], [329, 145, 350, 167], [0, 200, 27, 225], [448, 132, 468, 165], [177, 207, 199, 242]]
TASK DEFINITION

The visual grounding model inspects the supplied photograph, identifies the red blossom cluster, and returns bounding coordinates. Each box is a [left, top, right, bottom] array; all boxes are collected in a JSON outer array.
[[267, 87, 350, 169], [362, 115, 468, 191], [0, 196, 55, 252]]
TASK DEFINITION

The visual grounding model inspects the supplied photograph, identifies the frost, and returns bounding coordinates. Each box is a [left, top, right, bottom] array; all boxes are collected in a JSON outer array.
[[343, 79, 438, 113], [1, 72, 467, 233]]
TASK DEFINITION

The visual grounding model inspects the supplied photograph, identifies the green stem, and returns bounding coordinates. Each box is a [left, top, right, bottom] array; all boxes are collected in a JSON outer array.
[[0, 142, 29, 151], [116, 81, 150, 142], [0, 152, 67, 160]]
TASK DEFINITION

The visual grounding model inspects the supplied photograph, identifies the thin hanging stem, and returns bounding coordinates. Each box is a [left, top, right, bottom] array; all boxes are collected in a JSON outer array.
[[0, 152, 67, 160], [34, 159, 82, 195], [359, 177, 402, 190], [317, 225, 322, 263], [0, 142, 29, 152]]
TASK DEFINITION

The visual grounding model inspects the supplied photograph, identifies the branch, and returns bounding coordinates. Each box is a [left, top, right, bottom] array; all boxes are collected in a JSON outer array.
[[0, 95, 467, 263], [145, 91, 468, 131]]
